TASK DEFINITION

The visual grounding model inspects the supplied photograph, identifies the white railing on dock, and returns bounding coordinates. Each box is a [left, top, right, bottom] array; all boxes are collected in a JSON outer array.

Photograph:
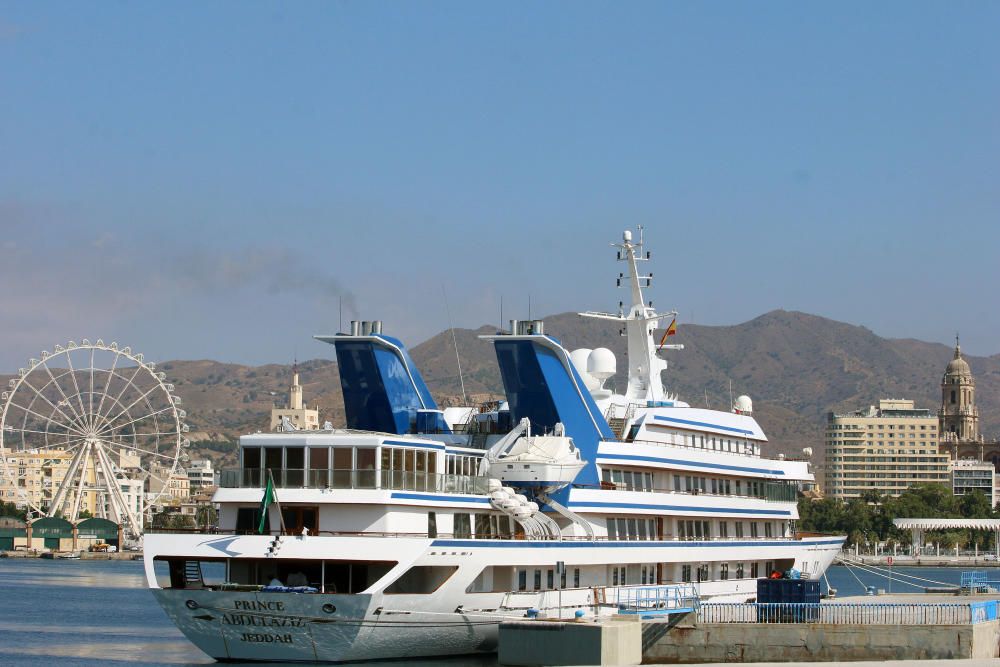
[[699, 601, 999, 625]]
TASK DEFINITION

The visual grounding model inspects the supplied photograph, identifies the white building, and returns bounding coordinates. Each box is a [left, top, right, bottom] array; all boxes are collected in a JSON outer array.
[[949, 458, 998, 508], [269, 363, 320, 431], [186, 459, 217, 491]]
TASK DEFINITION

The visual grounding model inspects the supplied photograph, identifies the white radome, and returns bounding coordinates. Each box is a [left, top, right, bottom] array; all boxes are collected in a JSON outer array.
[[734, 394, 753, 415], [587, 348, 616, 386]]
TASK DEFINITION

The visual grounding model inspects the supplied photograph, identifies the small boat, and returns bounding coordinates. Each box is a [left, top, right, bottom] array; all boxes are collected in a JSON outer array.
[[57, 552, 81, 560]]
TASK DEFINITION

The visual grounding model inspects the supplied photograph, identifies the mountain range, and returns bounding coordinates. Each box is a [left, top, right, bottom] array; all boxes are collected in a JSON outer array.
[[4, 310, 999, 470]]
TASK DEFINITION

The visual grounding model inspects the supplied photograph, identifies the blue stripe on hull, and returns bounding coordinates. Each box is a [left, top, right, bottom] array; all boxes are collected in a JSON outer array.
[[652, 414, 754, 435]]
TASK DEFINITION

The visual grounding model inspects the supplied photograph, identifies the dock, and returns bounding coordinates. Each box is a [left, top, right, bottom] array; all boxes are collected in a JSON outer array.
[[498, 593, 1000, 665]]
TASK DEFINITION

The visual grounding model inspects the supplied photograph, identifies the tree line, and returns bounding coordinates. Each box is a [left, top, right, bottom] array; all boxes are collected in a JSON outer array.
[[798, 483, 996, 550]]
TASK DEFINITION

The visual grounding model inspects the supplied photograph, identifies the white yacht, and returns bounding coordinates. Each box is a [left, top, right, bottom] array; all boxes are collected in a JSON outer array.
[[144, 228, 844, 663]]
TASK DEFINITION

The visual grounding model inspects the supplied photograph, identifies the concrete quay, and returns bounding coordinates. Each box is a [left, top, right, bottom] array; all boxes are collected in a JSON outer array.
[[499, 616, 642, 666], [498, 595, 1000, 665]]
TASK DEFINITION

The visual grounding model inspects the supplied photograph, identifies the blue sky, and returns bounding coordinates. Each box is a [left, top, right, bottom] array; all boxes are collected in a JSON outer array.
[[1, 2, 997, 369]]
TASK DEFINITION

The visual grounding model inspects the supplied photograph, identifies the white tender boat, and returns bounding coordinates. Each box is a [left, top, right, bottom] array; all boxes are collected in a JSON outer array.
[[144, 228, 844, 663]]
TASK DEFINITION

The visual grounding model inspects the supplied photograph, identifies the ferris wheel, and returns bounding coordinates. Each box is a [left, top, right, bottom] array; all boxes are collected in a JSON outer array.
[[0, 340, 188, 537]]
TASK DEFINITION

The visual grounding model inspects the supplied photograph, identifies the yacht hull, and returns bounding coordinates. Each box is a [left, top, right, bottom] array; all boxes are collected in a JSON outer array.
[[153, 588, 503, 663]]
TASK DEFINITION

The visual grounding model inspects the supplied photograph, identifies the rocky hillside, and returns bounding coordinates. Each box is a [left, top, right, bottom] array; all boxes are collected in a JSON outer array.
[[412, 309, 1000, 456], [3, 310, 998, 467]]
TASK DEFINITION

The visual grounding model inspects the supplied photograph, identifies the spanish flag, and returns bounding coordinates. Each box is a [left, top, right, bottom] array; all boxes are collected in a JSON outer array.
[[658, 318, 677, 349]]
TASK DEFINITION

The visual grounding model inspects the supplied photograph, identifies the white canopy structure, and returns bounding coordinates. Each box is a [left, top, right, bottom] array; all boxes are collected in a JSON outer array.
[[894, 518, 1000, 557]]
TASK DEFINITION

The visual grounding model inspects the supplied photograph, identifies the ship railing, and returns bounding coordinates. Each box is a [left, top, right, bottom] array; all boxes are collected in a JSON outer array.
[[218, 467, 490, 494], [699, 601, 999, 625], [616, 583, 700, 616]]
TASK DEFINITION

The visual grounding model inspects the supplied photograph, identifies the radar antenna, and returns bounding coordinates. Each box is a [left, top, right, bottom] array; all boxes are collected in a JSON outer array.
[[578, 227, 684, 403]]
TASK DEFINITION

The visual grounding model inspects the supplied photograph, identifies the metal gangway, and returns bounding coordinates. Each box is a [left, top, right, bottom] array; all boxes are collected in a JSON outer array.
[[616, 583, 700, 618]]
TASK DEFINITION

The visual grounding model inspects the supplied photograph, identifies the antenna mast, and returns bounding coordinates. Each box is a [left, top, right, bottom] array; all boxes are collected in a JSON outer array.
[[442, 285, 468, 405]]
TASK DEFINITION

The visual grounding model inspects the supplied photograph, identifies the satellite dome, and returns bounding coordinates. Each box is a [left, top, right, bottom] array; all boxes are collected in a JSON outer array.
[[734, 395, 753, 415], [570, 349, 599, 391], [587, 348, 616, 385], [570, 348, 592, 375]]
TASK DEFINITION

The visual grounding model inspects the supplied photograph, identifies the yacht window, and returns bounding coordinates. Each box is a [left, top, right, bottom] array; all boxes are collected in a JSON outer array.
[[281, 506, 318, 535], [309, 446, 329, 474], [533, 570, 542, 590], [242, 447, 262, 470], [518, 569, 527, 590], [765, 522, 773, 538], [627, 518, 638, 539], [333, 448, 352, 487], [454, 513, 471, 538], [702, 521, 710, 538], [681, 565, 691, 582], [265, 447, 283, 471], [235, 507, 262, 534], [285, 448, 305, 486], [720, 563, 729, 580], [751, 563, 759, 578], [606, 518, 617, 540], [573, 568, 580, 587], [547, 569, 554, 589], [765, 561, 774, 576], [637, 520, 648, 540], [750, 522, 759, 538], [735, 522, 744, 538], [385, 566, 458, 594], [428, 512, 437, 538], [673, 475, 681, 492], [736, 563, 745, 579], [678, 521, 686, 540], [719, 522, 728, 538], [357, 448, 376, 487], [475, 513, 492, 538], [286, 447, 304, 470], [612, 567, 619, 586], [616, 518, 627, 539]]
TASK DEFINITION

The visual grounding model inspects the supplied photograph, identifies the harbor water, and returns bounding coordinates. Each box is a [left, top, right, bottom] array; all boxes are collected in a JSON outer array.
[[0, 559, 982, 665]]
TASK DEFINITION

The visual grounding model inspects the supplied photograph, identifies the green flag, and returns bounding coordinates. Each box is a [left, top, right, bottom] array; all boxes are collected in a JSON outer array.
[[258, 474, 275, 534]]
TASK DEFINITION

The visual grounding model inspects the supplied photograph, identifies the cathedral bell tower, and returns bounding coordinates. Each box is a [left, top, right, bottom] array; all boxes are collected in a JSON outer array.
[[939, 336, 981, 458]]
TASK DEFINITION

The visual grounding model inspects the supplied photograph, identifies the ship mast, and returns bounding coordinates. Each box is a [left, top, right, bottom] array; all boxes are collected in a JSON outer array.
[[579, 227, 683, 402]]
